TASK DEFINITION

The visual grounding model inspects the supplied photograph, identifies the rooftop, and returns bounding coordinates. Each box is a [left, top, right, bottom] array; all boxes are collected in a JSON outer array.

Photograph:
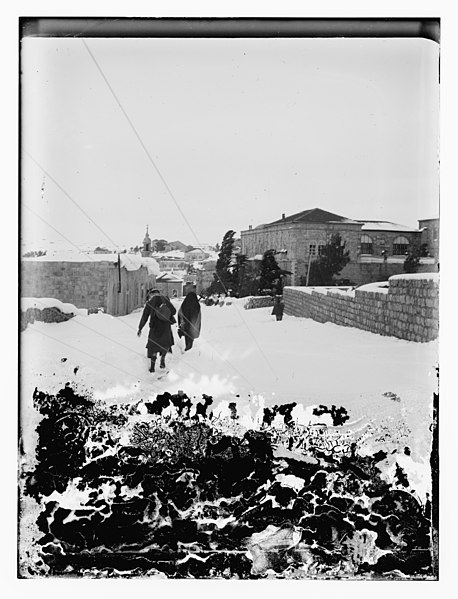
[[156, 272, 184, 282], [22, 251, 160, 276], [263, 208, 360, 227], [248, 208, 422, 233], [359, 221, 421, 233]]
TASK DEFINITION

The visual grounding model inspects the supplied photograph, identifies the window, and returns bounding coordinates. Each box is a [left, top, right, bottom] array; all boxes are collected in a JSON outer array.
[[309, 243, 325, 256], [392, 236, 410, 255], [360, 234, 373, 254]]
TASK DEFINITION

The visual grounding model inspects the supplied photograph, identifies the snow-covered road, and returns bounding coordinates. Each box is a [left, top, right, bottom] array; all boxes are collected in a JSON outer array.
[[21, 300, 438, 463]]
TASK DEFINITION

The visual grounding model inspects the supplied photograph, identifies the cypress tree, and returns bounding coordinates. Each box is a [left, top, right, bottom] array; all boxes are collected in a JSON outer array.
[[208, 230, 236, 294], [258, 249, 287, 295], [307, 233, 350, 285]]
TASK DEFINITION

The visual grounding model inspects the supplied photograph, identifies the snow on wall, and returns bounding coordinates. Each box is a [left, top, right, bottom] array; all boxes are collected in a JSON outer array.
[[20, 297, 86, 330], [389, 272, 439, 282], [21, 297, 86, 316], [23, 252, 160, 276], [284, 275, 439, 342], [21, 258, 157, 316]]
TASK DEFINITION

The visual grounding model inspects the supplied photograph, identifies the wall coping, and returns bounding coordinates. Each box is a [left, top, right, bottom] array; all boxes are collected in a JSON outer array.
[[388, 272, 439, 282], [285, 274, 438, 300]]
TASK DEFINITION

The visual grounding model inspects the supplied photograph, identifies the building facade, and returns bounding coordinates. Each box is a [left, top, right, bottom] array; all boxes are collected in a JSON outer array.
[[241, 208, 438, 286], [155, 273, 184, 298], [418, 218, 440, 261], [184, 248, 210, 262], [21, 254, 159, 316]]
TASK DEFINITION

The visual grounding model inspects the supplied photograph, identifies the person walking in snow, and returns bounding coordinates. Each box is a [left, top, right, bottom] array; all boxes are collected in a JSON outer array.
[[271, 295, 284, 321], [177, 290, 201, 351], [137, 289, 176, 372]]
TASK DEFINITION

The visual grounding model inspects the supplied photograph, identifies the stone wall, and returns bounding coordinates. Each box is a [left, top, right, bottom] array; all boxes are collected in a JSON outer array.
[[244, 296, 275, 310], [284, 274, 439, 342], [20, 307, 74, 332], [22, 261, 111, 310]]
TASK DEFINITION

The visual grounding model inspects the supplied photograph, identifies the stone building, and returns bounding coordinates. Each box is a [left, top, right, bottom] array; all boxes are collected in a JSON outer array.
[[184, 248, 210, 262], [418, 218, 440, 261], [154, 253, 187, 272], [155, 272, 184, 298], [241, 208, 438, 286], [21, 253, 159, 316]]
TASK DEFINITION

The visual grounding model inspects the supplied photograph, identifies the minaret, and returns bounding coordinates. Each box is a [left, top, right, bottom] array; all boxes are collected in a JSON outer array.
[[141, 225, 152, 257]]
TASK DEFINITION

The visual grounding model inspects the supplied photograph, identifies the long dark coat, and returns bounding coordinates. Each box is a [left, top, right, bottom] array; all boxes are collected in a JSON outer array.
[[178, 292, 201, 341], [138, 295, 176, 356], [271, 300, 284, 317]]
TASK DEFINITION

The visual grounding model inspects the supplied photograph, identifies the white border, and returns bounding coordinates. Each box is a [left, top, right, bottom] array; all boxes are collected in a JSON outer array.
[[5, 2, 455, 598]]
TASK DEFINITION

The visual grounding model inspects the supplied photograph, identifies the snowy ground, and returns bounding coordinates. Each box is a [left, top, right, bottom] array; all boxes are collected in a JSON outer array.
[[20, 298, 438, 500]]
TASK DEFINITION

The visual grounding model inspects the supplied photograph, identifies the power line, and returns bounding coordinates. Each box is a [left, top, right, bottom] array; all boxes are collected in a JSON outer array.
[[23, 204, 100, 262], [81, 39, 279, 381], [27, 326, 154, 387], [25, 297, 208, 379], [24, 149, 120, 249], [24, 174, 259, 386], [82, 39, 202, 248], [23, 150, 141, 271], [22, 206, 255, 385], [176, 309, 256, 389]]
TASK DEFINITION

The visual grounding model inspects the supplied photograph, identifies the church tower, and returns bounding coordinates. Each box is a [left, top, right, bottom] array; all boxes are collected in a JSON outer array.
[[141, 225, 152, 257]]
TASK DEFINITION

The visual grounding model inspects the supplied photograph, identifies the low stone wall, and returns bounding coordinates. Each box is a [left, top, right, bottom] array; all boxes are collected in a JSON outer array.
[[20, 307, 74, 331], [284, 274, 439, 342], [244, 296, 275, 310]]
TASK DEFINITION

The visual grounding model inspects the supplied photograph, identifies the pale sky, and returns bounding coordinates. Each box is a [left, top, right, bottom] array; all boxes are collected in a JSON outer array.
[[21, 35, 439, 250]]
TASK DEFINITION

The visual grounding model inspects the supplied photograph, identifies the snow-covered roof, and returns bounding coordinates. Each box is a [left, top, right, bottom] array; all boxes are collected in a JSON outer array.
[[360, 221, 421, 233], [186, 248, 208, 255], [153, 250, 185, 260], [122, 255, 160, 275], [268, 208, 360, 226], [156, 272, 184, 282], [22, 251, 160, 276]]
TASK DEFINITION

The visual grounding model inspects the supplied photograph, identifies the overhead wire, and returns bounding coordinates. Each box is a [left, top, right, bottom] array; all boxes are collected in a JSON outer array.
[[25, 296, 208, 379], [27, 326, 155, 387], [175, 308, 256, 389], [81, 39, 202, 247], [23, 204, 101, 262], [23, 150, 142, 272], [22, 209, 256, 387], [114, 302, 254, 386], [81, 39, 279, 381], [24, 150, 120, 249]]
